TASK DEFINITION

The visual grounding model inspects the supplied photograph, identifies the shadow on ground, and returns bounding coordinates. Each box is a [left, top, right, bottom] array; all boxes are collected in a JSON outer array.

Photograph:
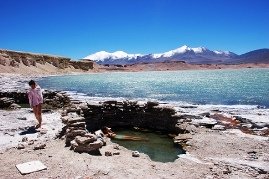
[[19, 126, 37, 135]]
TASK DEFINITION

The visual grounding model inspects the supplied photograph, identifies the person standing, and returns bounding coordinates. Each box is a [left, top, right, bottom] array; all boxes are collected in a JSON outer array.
[[28, 80, 43, 129]]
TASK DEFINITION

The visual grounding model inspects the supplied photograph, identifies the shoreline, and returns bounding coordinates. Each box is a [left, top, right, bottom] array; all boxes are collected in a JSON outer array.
[[1, 62, 269, 76]]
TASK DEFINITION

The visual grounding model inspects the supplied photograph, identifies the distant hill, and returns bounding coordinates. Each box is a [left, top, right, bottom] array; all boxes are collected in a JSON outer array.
[[232, 49, 269, 64], [84, 46, 269, 65]]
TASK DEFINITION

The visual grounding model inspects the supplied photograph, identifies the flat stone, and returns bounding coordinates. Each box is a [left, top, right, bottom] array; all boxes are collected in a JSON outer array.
[[34, 143, 46, 150], [174, 134, 193, 141], [192, 118, 217, 127], [16, 160, 47, 175], [67, 117, 85, 125], [39, 129, 48, 135], [75, 135, 97, 145], [66, 130, 87, 138], [212, 125, 226, 130], [199, 112, 211, 117], [10, 103, 21, 109], [68, 122, 85, 128], [147, 101, 159, 108], [18, 117, 27, 121]]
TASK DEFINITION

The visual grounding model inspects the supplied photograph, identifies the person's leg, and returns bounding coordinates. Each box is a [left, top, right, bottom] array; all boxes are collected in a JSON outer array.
[[123, 136, 144, 141], [36, 104, 42, 128], [32, 106, 40, 128]]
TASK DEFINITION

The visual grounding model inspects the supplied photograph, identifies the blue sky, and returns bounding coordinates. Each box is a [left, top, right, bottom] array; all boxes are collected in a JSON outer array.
[[0, 0, 268, 59]]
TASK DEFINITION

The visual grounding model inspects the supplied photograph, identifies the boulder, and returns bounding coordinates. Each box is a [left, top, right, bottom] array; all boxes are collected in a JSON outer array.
[[67, 117, 85, 125], [73, 140, 103, 153], [212, 125, 226, 130]]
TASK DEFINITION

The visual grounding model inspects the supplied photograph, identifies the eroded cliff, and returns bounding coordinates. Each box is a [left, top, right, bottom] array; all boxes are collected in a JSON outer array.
[[0, 49, 94, 74]]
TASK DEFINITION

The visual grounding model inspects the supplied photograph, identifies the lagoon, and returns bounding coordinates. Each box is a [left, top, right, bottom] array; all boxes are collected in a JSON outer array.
[[38, 68, 269, 108]]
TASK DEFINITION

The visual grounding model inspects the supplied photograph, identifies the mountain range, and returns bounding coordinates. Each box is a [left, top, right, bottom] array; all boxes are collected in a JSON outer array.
[[83, 45, 269, 65]]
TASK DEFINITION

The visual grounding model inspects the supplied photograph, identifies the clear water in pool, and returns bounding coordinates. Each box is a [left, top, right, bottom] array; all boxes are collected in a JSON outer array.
[[111, 129, 185, 163]]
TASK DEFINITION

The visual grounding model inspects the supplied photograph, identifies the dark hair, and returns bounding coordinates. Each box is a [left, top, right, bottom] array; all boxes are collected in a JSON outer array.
[[101, 126, 108, 133], [28, 80, 36, 86]]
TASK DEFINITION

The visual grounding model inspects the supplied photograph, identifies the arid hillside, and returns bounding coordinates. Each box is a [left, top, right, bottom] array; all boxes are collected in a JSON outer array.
[[0, 49, 95, 75]]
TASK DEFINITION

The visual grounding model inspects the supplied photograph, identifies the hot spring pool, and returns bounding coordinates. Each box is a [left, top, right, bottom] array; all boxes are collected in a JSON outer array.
[[111, 128, 185, 162]]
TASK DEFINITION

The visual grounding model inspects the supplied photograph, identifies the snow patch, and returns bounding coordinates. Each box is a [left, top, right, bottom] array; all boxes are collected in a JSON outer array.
[[192, 47, 206, 53], [214, 50, 231, 56]]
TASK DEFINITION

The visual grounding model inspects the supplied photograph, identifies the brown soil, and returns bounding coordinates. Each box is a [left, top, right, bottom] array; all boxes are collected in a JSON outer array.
[[0, 127, 268, 179]]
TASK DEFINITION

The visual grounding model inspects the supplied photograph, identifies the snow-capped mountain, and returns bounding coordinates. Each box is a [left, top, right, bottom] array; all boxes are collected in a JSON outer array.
[[83, 45, 238, 65], [84, 51, 142, 62]]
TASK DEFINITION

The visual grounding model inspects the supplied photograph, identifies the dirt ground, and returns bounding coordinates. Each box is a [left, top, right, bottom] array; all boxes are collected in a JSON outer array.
[[0, 126, 268, 179]]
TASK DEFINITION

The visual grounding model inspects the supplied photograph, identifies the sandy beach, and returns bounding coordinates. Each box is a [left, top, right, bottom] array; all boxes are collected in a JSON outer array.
[[0, 72, 268, 179]]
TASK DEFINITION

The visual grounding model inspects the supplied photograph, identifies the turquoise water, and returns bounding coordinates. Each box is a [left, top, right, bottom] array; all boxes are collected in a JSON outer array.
[[38, 69, 269, 108], [111, 129, 185, 162]]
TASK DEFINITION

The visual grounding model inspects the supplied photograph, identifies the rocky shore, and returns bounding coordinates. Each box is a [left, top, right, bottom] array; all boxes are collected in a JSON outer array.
[[0, 74, 268, 178]]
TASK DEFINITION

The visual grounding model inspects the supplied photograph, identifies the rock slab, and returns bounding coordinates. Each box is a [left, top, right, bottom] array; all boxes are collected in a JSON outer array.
[[16, 160, 47, 175]]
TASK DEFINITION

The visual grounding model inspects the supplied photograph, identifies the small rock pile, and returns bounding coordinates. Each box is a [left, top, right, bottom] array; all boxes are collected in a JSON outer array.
[[0, 97, 14, 108], [61, 113, 104, 153], [0, 97, 21, 109], [17, 137, 46, 150], [43, 91, 71, 109], [0, 90, 71, 109]]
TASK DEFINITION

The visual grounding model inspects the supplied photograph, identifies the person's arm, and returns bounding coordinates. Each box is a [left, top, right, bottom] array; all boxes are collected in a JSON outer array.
[[28, 91, 33, 108], [36, 85, 43, 103], [108, 132, 116, 138]]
